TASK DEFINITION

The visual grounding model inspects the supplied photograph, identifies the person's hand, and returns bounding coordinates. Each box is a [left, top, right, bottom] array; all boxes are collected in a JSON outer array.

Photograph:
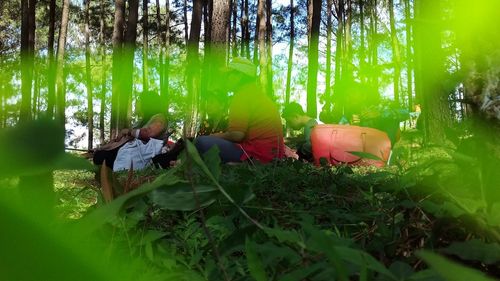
[[115, 128, 132, 141]]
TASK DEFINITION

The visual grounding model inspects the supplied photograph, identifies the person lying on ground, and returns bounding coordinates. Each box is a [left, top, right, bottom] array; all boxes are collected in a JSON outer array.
[[195, 57, 285, 164], [93, 91, 168, 171]]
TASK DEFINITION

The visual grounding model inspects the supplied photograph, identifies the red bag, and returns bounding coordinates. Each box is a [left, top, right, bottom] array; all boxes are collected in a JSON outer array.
[[311, 124, 391, 167]]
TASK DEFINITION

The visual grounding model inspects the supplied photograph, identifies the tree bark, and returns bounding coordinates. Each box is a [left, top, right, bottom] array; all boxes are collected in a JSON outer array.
[[324, 0, 332, 107], [163, 0, 171, 109], [231, 0, 238, 57], [20, 0, 36, 123], [55, 0, 70, 126], [143, 0, 149, 93], [284, 0, 294, 105], [358, 0, 366, 83], [253, 2, 260, 65], [183, 0, 189, 45], [99, 0, 106, 144], [306, 0, 321, 117], [184, 0, 203, 138], [404, 0, 413, 111], [369, 0, 379, 92], [47, 0, 56, 119], [265, 0, 273, 96], [388, 0, 401, 104], [111, 0, 125, 138], [85, 0, 94, 150], [120, 0, 139, 130], [257, 0, 267, 92], [414, 0, 451, 144], [333, 0, 344, 85]]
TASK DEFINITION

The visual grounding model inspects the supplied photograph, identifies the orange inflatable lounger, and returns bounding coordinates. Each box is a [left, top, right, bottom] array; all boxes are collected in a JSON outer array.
[[310, 124, 391, 167]]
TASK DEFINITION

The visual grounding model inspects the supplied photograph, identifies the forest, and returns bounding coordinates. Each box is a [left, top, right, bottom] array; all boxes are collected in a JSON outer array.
[[1, 0, 500, 280]]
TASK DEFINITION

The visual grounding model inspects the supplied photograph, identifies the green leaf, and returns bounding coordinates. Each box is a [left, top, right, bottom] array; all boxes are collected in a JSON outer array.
[[278, 262, 326, 281], [246, 237, 268, 281], [417, 251, 496, 281], [347, 151, 384, 161], [263, 227, 305, 248], [389, 261, 414, 280], [407, 269, 443, 281], [441, 239, 500, 265], [77, 169, 182, 234], [151, 183, 218, 211], [202, 145, 221, 181]]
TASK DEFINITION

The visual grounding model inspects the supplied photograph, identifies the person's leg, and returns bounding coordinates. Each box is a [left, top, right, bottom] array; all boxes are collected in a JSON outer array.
[[93, 147, 120, 169], [195, 136, 243, 163]]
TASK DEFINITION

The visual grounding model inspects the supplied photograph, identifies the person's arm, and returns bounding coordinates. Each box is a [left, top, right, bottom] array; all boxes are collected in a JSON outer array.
[[211, 131, 245, 142]]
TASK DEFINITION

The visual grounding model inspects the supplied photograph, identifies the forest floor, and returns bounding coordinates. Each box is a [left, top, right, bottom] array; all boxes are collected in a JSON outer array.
[[53, 130, 500, 281]]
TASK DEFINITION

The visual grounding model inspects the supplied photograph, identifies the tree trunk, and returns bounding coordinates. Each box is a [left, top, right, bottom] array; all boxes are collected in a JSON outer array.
[[85, 0, 94, 150], [244, 0, 250, 58], [253, 2, 260, 65], [358, 0, 366, 83], [232, 0, 238, 57], [369, 0, 379, 92], [183, 0, 189, 45], [155, 0, 164, 108], [306, 0, 321, 117], [55, 0, 70, 126], [414, 0, 451, 144], [404, 0, 413, 111], [111, 0, 125, 138], [99, 0, 106, 145], [284, 0, 294, 105], [184, 0, 203, 138], [388, 0, 401, 105], [343, 0, 352, 80], [324, 0, 332, 107], [257, 0, 267, 92], [333, 0, 344, 85], [120, 0, 139, 130], [163, 0, 171, 110], [265, 0, 273, 97], [20, 0, 36, 123], [32, 64, 39, 119], [47, 0, 56, 119], [143, 0, 149, 93]]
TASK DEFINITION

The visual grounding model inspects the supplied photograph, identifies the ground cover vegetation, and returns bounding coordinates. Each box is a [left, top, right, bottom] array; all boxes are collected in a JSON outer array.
[[1, 0, 500, 280]]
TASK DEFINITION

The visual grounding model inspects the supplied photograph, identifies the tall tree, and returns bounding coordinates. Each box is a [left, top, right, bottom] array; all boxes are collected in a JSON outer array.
[[162, 0, 171, 109], [183, 0, 189, 44], [85, 0, 94, 150], [231, 0, 238, 57], [47, 0, 56, 119], [257, 0, 267, 92], [388, 0, 401, 104], [358, 0, 366, 83], [184, 0, 203, 138], [110, 0, 125, 138], [404, 0, 413, 111], [265, 0, 273, 96], [414, 0, 451, 144], [99, 0, 106, 144], [324, 0, 333, 107], [343, 0, 352, 79], [120, 0, 140, 130], [369, 0, 379, 92], [306, 0, 321, 117], [333, 0, 344, 85], [20, 0, 36, 123], [284, 0, 294, 105], [143, 0, 149, 92], [55, 0, 70, 125]]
